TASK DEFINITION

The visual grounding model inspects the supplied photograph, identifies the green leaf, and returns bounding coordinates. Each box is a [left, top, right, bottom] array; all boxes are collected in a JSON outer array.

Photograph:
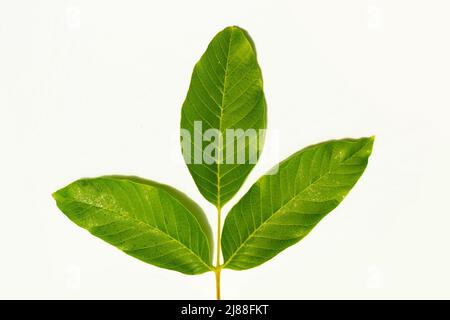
[[180, 26, 267, 208], [53, 176, 213, 275], [221, 137, 374, 270]]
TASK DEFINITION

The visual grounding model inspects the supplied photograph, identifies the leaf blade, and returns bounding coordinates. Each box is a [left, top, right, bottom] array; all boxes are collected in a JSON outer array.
[[53, 176, 213, 275], [221, 137, 374, 270], [181, 26, 267, 207]]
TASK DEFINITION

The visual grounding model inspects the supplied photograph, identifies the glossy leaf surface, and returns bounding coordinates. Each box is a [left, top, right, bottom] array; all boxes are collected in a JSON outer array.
[[180, 26, 266, 207], [221, 137, 374, 270], [53, 176, 213, 274]]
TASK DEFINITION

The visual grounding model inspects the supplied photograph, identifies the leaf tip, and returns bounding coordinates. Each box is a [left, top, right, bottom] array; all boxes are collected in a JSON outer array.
[[367, 135, 375, 151], [51, 190, 60, 201], [222, 25, 251, 40], [52, 184, 70, 203], [226, 25, 243, 31], [359, 135, 375, 159]]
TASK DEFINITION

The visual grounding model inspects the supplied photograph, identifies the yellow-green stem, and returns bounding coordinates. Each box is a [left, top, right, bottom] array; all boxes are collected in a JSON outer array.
[[215, 207, 222, 300]]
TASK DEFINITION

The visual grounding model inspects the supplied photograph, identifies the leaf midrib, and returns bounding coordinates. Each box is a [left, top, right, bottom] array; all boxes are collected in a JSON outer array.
[[223, 140, 369, 267], [216, 28, 234, 208], [62, 193, 213, 271]]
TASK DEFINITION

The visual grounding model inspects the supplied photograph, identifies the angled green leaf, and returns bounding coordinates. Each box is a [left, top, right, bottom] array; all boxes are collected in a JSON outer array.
[[180, 26, 267, 208], [221, 137, 374, 270], [53, 176, 213, 275]]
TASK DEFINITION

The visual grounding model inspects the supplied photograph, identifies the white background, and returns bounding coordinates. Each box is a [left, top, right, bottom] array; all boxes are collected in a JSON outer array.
[[1, 0, 449, 299]]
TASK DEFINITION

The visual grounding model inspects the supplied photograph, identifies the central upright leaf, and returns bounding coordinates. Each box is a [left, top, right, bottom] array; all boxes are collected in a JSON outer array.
[[180, 26, 267, 208]]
